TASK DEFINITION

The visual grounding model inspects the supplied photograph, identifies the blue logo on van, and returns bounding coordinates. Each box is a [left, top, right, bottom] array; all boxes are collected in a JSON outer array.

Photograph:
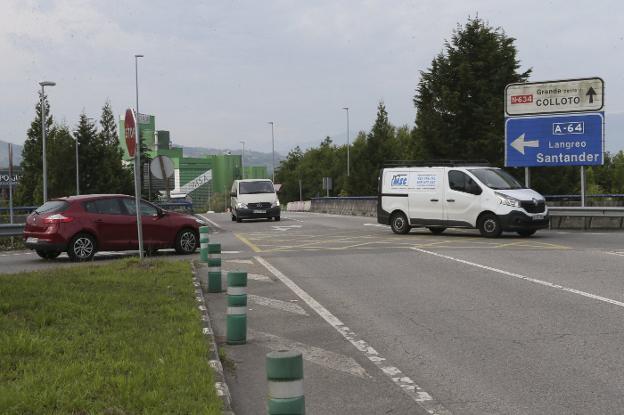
[[391, 174, 408, 187]]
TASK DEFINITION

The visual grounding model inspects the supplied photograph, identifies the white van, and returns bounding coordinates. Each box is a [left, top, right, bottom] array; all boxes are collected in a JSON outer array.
[[377, 163, 549, 237], [230, 179, 280, 222]]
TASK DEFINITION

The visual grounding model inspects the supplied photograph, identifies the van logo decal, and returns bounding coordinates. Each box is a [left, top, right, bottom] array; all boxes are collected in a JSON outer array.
[[391, 174, 408, 187]]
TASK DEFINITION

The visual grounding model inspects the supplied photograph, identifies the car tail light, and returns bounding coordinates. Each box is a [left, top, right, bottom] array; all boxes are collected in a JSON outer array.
[[43, 214, 74, 224]]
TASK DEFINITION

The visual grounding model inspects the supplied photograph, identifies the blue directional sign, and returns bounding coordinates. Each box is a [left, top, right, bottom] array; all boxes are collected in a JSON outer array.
[[504, 112, 604, 167]]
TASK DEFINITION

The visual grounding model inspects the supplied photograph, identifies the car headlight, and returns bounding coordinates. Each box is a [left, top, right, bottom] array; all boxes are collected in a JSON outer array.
[[271, 199, 280, 208], [236, 202, 248, 209], [495, 192, 520, 208]]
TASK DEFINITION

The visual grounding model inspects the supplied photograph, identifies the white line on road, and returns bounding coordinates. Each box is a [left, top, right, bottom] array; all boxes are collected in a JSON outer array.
[[364, 223, 388, 228], [255, 256, 452, 415], [225, 259, 254, 265], [413, 248, 624, 309], [221, 250, 241, 254], [606, 251, 624, 257], [248, 273, 272, 282], [248, 294, 308, 315], [198, 214, 223, 230], [250, 329, 368, 378]]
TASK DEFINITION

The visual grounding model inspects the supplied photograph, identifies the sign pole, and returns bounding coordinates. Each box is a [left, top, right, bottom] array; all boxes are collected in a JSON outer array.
[[126, 108, 144, 260], [580, 166, 586, 207], [8, 143, 14, 224], [524, 167, 530, 188]]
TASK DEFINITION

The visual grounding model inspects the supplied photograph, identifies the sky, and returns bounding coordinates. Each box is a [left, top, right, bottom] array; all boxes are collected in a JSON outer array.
[[1, 0, 623, 155]]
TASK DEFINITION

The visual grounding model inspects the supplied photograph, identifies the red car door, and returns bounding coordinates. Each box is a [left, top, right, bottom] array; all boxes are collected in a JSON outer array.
[[85, 198, 135, 250], [121, 198, 172, 249]]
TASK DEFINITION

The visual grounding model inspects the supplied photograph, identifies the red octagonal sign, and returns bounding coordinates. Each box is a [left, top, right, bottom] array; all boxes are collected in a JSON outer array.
[[125, 108, 137, 157]]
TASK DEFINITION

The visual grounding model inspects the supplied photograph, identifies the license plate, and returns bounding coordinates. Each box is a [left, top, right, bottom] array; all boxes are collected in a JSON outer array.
[[26, 237, 38, 244], [532, 215, 545, 220], [253, 210, 266, 214]]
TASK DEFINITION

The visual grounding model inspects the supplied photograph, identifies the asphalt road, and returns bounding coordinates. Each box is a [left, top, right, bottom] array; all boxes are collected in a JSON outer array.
[[200, 212, 624, 415], [3, 212, 624, 414]]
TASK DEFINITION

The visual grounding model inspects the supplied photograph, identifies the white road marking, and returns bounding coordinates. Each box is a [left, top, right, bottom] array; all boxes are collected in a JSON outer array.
[[364, 223, 388, 228], [197, 214, 223, 230], [248, 294, 308, 315], [248, 273, 272, 282], [272, 225, 303, 232], [221, 250, 241, 254], [255, 256, 451, 415], [413, 248, 624, 309], [225, 259, 254, 265], [250, 329, 368, 379], [606, 251, 624, 257]]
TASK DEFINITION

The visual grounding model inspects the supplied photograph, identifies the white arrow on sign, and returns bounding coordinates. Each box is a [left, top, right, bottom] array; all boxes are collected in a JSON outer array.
[[511, 133, 539, 155]]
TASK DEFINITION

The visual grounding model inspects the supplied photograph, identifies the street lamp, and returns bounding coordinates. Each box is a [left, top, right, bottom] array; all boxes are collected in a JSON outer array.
[[240, 140, 246, 179], [134, 54, 145, 259], [73, 133, 80, 195], [39, 81, 56, 202], [268, 121, 275, 182], [343, 107, 350, 177]]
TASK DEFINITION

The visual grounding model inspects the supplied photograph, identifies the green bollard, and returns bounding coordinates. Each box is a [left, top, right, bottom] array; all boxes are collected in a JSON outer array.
[[207, 243, 222, 293], [199, 226, 210, 262], [226, 271, 247, 345], [266, 350, 305, 414]]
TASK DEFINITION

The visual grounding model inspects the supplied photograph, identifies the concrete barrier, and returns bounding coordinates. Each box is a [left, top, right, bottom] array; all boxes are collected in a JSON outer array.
[[310, 197, 377, 217], [286, 201, 311, 212]]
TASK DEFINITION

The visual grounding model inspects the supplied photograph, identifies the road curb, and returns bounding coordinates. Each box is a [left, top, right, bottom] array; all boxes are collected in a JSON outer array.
[[191, 260, 235, 415]]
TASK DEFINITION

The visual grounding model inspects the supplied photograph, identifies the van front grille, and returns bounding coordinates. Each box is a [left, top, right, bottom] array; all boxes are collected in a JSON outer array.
[[520, 200, 545, 214], [248, 202, 272, 209]]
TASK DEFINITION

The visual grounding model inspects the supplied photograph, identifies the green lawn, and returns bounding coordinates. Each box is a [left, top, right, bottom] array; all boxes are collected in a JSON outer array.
[[0, 258, 221, 414]]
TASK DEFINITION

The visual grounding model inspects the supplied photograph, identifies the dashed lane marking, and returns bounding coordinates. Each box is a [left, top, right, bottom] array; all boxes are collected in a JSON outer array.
[[248, 294, 308, 315], [255, 256, 452, 415], [224, 259, 254, 265], [413, 248, 624, 310], [250, 330, 369, 378]]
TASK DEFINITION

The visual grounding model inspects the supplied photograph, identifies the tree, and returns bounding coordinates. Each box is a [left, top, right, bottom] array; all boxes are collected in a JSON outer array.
[[98, 101, 133, 194], [74, 113, 100, 195], [413, 17, 531, 165]]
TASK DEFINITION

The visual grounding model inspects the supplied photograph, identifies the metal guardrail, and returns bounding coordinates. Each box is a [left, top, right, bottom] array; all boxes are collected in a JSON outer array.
[[548, 206, 624, 217], [0, 223, 25, 237]]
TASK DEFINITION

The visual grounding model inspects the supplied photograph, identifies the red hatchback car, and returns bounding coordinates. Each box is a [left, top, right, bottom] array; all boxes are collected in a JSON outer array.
[[24, 194, 202, 261]]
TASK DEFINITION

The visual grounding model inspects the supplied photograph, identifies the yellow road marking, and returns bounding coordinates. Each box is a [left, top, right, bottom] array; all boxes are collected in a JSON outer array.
[[235, 233, 262, 252]]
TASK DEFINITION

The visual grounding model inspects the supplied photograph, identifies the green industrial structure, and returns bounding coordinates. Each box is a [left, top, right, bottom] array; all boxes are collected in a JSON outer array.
[[119, 114, 268, 210]]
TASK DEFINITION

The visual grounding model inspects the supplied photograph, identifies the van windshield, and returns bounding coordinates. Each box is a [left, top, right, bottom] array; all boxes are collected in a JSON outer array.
[[468, 169, 524, 190], [239, 181, 275, 194]]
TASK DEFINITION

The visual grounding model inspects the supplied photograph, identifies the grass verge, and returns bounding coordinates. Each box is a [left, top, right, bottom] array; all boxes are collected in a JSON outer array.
[[0, 258, 221, 414]]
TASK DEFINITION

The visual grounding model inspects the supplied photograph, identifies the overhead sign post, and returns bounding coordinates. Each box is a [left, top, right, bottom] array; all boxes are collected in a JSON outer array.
[[125, 108, 144, 259]]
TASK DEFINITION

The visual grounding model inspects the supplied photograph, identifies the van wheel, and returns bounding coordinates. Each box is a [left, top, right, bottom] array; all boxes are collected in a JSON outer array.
[[67, 233, 97, 262], [478, 214, 502, 238], [231, 215, 236, 222], [517, 230, 536, 237], [390, 212, 410, 234], [275, 216, 280, 221], [427, 227, 446, 235]]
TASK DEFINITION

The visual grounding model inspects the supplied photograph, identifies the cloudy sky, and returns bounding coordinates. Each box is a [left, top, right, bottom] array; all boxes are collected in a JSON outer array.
[[1, 0, 623, 155]]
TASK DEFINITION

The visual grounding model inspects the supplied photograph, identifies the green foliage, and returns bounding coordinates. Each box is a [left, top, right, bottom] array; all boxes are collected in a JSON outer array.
[[413, 17, 531, 165]]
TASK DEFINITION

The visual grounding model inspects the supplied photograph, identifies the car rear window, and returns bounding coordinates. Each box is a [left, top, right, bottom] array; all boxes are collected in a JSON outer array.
[[34, 200, 69, 214]]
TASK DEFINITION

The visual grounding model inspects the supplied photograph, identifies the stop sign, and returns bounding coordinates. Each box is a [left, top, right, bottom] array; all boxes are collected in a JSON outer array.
[[124, 108, 137, 157]]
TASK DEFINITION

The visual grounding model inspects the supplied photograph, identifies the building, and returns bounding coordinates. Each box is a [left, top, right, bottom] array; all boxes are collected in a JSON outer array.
[[119, 114, 268, 209]]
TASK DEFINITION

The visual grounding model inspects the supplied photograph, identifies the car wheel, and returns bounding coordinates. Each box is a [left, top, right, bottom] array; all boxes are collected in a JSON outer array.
[[36, 250, 61, 260], [478, 213, 502, 238], [275, 216, 280, 222], [175, 229, 198, 254], [427, 227, 446, 235], [236, 216, 242, 223], [517, 229, 536, 237], [67, 233, 96, 262], [390, 212, 410, 234], [231, 215, 236, 222]]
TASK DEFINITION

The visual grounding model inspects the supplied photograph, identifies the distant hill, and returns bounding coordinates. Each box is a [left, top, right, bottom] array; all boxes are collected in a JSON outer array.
[[174, 145, 284, 172], [0, 140, 22, 168]]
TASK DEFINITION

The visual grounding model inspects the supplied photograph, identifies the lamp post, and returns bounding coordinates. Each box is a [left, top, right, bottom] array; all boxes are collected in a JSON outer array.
[[343, 107, 350, 177], [74, 134, 80, 195], [39, 81, 56, 202], [268, 121, 275, 182], [240, 140, 246, 179], [134, 54, 145, 259]]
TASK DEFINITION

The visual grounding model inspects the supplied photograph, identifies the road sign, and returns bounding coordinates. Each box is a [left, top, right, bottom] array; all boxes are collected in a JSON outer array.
[[124, 109, 137, 157], [150, 155, 174, 180], [505, 112, 604, 167], [505, 77, 604, 116]]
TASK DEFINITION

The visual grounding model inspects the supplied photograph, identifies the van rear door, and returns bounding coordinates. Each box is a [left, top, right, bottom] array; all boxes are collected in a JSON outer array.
[[380, 170, 410, 218], [407, 168, 445, 225]]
